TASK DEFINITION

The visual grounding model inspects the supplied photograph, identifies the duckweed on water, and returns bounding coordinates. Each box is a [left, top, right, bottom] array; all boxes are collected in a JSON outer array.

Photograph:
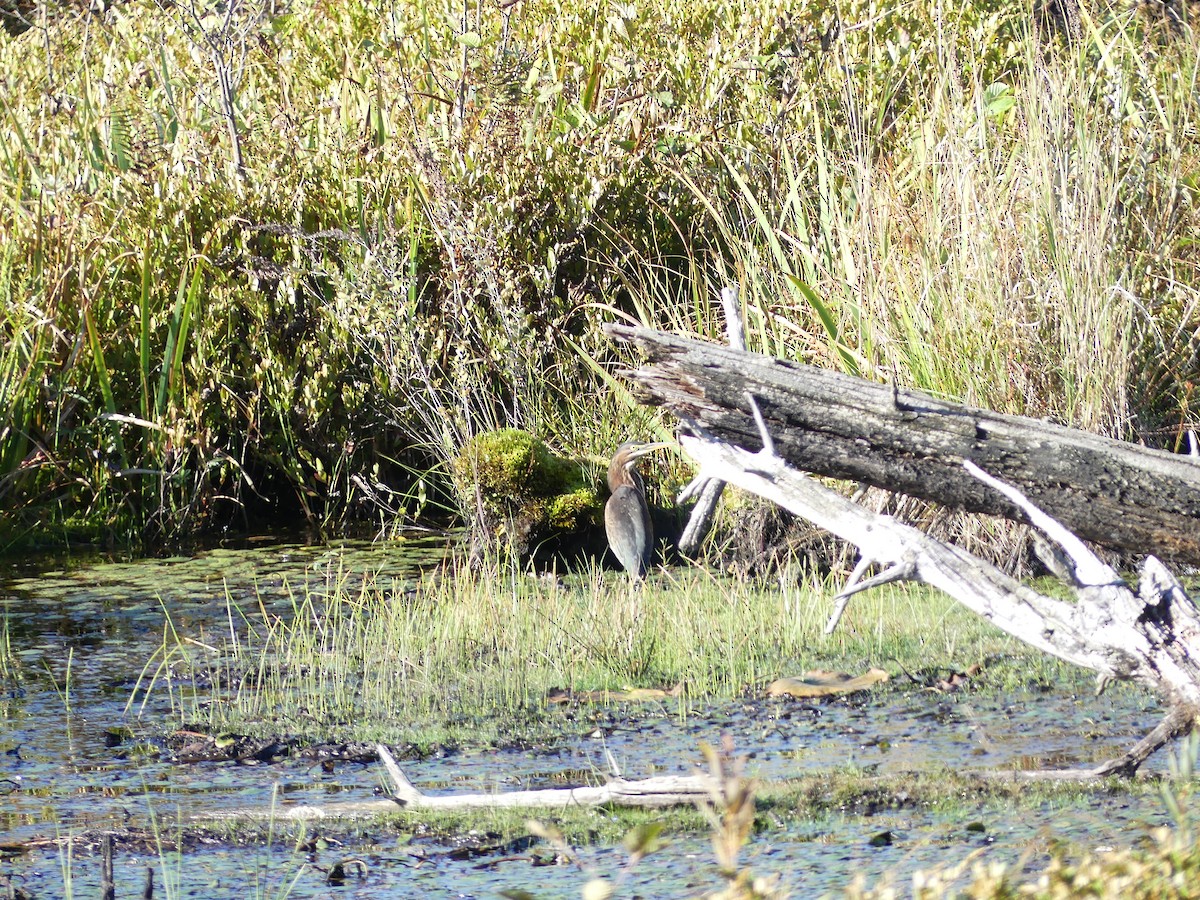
[[125, 770, 1145, 848], [2, 541, 1193, 898], [38, 768, 1194, 900]]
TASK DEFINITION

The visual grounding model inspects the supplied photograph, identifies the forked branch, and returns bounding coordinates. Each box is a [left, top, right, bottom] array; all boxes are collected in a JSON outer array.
[[675, 429, 1200, 777]]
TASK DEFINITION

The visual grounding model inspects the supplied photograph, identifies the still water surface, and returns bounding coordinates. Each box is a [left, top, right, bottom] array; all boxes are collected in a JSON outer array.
[[0, 540, 1177, 897]]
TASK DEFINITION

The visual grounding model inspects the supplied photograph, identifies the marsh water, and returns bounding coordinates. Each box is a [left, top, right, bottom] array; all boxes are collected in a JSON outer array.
[[0, 540, 1180, 898]]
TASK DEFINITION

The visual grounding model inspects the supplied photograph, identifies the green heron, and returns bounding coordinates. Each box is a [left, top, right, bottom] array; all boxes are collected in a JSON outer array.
[[604, 441, 671, 580]]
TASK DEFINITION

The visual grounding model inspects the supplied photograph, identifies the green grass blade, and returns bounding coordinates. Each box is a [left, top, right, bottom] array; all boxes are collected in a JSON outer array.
[[722, 157, 858, 375], [139, 230, 153, 422], [157, 252, 203, 419], [82, 303, 128, 470]]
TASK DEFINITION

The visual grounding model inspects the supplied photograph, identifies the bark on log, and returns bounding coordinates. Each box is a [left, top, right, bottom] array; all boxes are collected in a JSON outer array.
[[605, 324, 1200, 566]]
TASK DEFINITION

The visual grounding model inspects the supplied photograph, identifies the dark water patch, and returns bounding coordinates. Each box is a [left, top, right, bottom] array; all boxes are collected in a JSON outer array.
[[1, 791, 1180, 899], [0, 538, 451, 838]]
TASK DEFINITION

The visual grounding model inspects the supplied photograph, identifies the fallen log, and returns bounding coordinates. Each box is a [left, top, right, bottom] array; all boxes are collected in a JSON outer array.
[[607, 315, 1200, 777], [673, 430, 1200, 777], [605, 324, 1200, 567]]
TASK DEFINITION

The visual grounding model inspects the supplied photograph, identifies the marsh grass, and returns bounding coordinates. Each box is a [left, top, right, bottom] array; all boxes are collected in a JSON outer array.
[[622, 9, 1200, 439], [5, 0, 1199, 550], [144, 559, 1072, 746], [0, 248, 57, 534]]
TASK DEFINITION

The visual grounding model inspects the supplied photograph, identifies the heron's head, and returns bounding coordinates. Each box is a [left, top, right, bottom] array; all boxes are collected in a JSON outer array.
[[612, 441, 672, 470], [608, 441, 672, 490]]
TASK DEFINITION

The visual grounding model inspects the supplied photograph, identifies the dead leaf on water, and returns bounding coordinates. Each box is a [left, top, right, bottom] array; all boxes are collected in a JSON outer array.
[[766, 667, 889, 698]]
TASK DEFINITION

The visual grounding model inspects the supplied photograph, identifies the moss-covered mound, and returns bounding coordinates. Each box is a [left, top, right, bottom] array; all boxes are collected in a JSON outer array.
[[454, 429, 602, 560]]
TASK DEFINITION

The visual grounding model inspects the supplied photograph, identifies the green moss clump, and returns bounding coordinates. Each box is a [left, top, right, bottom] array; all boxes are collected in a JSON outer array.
[[453, 429, 602, 556], [546, 487, 603, 531], [454, 428, 578, 499]]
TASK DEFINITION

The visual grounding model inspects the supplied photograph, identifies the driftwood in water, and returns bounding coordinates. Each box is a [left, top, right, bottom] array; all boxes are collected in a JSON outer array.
[[376, 744, 714, 810], [605, 324, 1200, 567], [207, 746, 716, 821], [607, 319, 1200, 777]]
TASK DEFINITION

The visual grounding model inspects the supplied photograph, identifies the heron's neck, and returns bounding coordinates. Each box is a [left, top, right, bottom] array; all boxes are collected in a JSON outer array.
[[607, 464, 644, 493]]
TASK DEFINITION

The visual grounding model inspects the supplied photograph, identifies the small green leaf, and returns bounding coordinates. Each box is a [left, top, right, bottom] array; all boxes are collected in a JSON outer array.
[[537, 82, 563, 104], [983, 82, 1015, 118]]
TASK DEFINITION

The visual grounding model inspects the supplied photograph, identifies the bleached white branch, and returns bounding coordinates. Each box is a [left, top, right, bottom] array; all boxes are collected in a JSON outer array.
[[679, 433, 1153, 678], [825, 558, 915, 635], [963, 459, 1118, 588]]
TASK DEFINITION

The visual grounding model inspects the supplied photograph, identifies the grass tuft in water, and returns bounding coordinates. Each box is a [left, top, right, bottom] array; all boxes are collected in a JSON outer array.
[[147, 560, 1072, 747]]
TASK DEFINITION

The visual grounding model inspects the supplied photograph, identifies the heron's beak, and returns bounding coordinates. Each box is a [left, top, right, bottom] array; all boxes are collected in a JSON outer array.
[[624, 441, 673, 461]]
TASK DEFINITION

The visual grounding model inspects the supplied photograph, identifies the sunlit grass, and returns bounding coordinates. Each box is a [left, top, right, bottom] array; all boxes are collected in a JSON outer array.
[[2, 0, 1198, 547], [144, 559, 1076, 746], [628, 14, 1200, 440]]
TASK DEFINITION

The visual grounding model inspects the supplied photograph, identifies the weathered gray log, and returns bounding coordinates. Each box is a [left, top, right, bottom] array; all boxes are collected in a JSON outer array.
[[676, 432, 1200, 777], [605, 324, 1200, 566], [608, 320, 1200, 775]]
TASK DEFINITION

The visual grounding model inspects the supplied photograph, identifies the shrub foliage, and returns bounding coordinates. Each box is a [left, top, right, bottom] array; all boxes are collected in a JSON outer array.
[[0, 0, 1197, 546]]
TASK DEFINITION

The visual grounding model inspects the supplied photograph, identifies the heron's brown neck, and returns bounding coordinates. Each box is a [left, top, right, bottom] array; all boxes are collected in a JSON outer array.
[[607, 460, 640, 492]]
